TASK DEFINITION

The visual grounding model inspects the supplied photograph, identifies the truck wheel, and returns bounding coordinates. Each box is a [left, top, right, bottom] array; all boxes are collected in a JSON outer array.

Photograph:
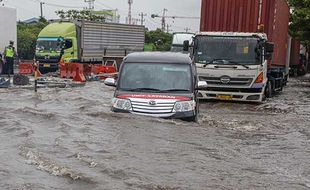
[[265, 81, 273, 98]]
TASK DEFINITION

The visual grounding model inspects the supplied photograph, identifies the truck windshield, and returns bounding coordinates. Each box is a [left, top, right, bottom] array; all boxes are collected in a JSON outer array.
[[119, 63, 192, 92], [36, 38, 61, 53], [195, 36, 259, 65]]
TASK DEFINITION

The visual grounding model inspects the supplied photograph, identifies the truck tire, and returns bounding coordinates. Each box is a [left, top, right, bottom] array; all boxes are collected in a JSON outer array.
[[265, 80, 273, 98]]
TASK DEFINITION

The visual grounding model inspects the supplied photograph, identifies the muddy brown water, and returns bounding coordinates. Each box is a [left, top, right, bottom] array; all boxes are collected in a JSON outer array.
[[0, 75, 309, 190]]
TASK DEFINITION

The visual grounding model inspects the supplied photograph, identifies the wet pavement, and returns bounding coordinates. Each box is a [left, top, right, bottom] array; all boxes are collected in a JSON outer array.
[[0, 75, 309, 190]]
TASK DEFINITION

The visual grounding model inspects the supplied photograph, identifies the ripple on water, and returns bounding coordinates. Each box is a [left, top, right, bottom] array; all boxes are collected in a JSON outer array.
[[19, 146, 95, 184]]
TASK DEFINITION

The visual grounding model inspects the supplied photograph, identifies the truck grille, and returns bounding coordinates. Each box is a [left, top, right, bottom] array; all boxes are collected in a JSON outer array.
[[131, 100, 175, 114], [199, 76, 253, 87]]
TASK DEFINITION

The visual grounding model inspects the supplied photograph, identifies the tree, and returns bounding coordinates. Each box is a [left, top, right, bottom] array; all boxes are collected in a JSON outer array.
[[288, 0, 310, 45], [17, 18, 48, 59], [55, 9, 105, 22], [145, 29, 172, 51]]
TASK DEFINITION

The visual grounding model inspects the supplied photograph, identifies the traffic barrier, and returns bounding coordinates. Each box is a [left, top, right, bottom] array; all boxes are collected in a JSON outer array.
[[19, 62, 43, 76], [19, 63, 34, 74], [59, 63, 116, 82], [72, 63, 86, 82], [59, 63, 86, 82]]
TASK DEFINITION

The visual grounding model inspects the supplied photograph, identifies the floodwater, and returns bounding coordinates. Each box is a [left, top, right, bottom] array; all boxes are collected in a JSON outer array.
[[0, 75, 309, 190]]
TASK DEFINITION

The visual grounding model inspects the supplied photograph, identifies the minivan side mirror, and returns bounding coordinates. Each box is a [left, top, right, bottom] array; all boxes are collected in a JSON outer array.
[[183, 40, 189, 52], [196, 81, 207, 90], [104, 78, 116, 87]]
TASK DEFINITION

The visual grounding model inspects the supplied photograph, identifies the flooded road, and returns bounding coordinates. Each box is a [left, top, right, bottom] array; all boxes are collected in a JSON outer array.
[[0, 75, 309, 190]]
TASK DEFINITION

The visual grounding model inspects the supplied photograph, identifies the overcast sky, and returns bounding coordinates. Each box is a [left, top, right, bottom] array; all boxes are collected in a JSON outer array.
[[3, 0, 201, 33]]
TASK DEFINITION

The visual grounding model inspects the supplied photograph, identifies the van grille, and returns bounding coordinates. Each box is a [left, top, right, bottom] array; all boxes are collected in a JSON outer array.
[[131, 100, 174, 114]]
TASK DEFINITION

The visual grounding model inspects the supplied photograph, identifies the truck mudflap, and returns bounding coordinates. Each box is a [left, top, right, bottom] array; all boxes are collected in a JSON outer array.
[[198, 89, 265, 102]]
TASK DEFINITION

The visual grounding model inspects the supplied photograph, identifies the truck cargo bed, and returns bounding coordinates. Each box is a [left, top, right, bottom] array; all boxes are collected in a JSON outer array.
[[79, 21, 145, 63]]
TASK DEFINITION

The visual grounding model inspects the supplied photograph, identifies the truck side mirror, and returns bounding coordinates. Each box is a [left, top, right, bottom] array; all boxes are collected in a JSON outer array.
[[265, 42, 274, 60], [265, 52, 272, 60], [266, 42, 274, 53], [65, 40, 73, 49], [183, 40, 189, 52]]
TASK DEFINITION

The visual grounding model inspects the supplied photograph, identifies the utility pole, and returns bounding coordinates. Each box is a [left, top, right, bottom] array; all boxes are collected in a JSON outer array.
[[184, 27, 191, 33], [139, 12, 146, 26], [40, 2, 45, 18], [128, 0, 133, 24], [161, 8, 168, 32], [166, 24, 172, 33], [84, 0, 95, 10]]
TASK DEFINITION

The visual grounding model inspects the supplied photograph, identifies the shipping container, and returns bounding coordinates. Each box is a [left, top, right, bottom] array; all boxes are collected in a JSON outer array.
[[200, 0, 290, 68], [0, 6, 17, 53]]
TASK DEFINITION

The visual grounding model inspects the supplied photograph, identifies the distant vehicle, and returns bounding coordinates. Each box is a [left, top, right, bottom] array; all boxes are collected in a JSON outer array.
[[188, 0, 291, 102], [104, 52, 207, 122], [0, 6, 17, 54], [170, 32, 194, 53], [35, 20, 145, 72]]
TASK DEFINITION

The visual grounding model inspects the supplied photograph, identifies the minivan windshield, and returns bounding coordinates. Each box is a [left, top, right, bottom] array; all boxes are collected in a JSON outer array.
[[195, 36, 260, 65], [119, 63, 192, 93]]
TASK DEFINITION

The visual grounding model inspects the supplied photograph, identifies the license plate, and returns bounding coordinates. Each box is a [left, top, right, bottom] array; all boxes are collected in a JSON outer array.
[[43, 64, 50, 68], [216, 95, 233, 101]]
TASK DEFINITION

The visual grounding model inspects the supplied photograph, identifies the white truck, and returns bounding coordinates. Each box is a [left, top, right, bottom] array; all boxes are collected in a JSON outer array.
[[185, 32, 275, 102]]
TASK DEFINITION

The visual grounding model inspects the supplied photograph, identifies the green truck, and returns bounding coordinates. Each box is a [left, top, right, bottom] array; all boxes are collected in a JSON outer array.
[[35, 20, 145, 71]]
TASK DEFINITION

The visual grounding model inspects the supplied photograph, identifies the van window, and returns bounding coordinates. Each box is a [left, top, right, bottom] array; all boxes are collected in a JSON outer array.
[[119, 63, 192, 92]]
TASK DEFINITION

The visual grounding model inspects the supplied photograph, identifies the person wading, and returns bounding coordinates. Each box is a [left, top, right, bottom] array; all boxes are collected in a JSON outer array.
[[4, 41, 17, 77]]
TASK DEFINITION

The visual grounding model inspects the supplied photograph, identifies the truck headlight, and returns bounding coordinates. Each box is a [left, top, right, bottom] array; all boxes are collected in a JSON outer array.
[[112, 98, 132, 111], [173, 100, 195, 112]]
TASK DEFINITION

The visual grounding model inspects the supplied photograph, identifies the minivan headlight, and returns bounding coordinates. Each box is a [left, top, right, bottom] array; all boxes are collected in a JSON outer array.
[[112, 98, 132, 111], [173, 100, 195, 112]]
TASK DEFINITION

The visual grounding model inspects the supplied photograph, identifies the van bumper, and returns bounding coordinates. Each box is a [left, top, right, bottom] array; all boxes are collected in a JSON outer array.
[[112, 108, 195, 119]]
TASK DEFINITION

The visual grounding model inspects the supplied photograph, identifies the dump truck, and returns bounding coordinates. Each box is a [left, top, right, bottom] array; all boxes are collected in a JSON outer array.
[[35, 20, 145, 71], [188, 0, 290, 102]]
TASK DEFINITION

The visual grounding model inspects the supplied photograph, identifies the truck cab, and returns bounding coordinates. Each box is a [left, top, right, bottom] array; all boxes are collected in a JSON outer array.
[[189, 32, 274, 102], [35, 22, 78, 71]]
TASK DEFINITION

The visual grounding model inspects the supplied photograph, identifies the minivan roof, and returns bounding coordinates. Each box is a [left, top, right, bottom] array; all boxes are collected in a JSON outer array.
[[124, 52, 192, 64]]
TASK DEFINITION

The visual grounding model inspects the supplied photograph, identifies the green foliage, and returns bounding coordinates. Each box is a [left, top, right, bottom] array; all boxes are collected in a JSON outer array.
[[55, 9, 105, 22], [17, 18, 48, 59], [288, 0, 310, 44], [145, 29, 173, 51]]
